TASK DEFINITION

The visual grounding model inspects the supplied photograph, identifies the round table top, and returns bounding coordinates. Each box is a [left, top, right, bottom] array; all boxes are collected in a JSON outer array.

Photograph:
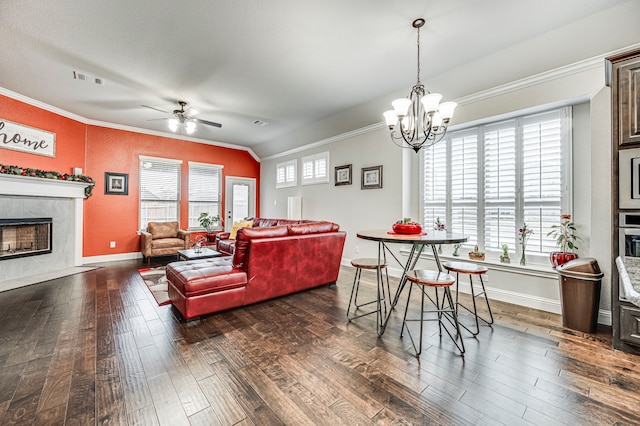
[[356, 229, 468, 245]]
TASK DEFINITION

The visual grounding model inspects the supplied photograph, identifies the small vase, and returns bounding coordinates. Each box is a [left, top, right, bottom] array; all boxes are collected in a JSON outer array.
[[438, 244, 443, 254], [500, 254, 510, 263], [520, 250, 526, 266]]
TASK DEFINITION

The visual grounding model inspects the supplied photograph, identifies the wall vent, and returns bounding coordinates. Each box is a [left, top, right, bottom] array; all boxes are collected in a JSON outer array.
[[73, 70, 105, 86], [253, 120, 269, 127]]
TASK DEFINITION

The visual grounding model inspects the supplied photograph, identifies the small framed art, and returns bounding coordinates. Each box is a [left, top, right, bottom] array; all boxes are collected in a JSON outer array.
[[335, 164, 352, 186], [105, 172, 128, 195], [361, 165, 383, 189]]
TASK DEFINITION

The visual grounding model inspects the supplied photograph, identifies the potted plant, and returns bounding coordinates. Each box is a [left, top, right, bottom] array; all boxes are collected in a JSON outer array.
[[547, 214, 580, 269], [500, 243, 510, 263], [198, 212, 221, 242], [469, 245, 485, 261]]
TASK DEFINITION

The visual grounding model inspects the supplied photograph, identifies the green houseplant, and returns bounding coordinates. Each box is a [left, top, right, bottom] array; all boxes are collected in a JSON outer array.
[[547, 214, 580, 269], [198, 212, 221, 241]]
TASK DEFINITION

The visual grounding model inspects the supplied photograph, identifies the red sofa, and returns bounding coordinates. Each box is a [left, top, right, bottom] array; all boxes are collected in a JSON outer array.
[[166, 221, 346, 319], [216, 217, 316, 255]]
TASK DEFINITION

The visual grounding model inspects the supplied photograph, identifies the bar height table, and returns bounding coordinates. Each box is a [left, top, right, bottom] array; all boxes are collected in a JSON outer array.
[[356, 230, 468, 336]]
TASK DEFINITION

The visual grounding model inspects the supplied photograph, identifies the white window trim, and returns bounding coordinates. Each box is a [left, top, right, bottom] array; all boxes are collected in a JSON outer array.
[[420, 106, 572, 265], [301, 151, 330, 185], [276, 159, 297, 188]]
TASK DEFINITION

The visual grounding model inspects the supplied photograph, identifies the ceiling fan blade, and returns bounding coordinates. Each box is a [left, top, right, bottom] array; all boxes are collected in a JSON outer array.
[[194, 118, 222, 128], [141, 104, 169, 113], [147, 118, 168, 122], [185, 107, 200, 116]]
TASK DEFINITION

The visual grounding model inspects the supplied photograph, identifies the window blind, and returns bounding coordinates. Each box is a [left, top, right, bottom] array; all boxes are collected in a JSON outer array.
[[139, 156, 181, 230], [301, 152, 330, 185], [276, 159, 297, 188], [188, 162, 222, 229]]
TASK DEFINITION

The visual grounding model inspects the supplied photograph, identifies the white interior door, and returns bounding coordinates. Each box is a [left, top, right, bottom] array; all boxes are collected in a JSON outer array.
[[225, 177, 256, 231]]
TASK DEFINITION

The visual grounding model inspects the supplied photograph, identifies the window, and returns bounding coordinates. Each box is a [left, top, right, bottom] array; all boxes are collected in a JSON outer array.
[[301, 151, 330, 185], [188, 162, 222, 229], [276, 159, 297, 188], [139, 156, 182, 230], [422, 107, 571, 259]]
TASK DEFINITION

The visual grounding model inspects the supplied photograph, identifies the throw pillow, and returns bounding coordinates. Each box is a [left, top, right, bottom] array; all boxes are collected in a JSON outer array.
[[229, 220, 253, 240]]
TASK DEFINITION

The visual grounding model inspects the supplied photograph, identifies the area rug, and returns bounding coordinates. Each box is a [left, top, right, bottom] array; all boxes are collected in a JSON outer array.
[[138, 266, 171, 306]]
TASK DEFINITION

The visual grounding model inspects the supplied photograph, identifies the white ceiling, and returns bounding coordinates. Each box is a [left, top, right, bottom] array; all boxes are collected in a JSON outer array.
[[0, 0, 632, 158]]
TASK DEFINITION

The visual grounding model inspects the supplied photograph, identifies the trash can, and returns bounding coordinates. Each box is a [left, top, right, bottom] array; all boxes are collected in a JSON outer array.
[[556, 258, 604, 333]]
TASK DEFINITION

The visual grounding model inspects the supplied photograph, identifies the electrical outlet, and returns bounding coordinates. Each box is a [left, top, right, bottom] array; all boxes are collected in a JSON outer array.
[[110, 241, 116, 248], [355, 245, 359, 254]]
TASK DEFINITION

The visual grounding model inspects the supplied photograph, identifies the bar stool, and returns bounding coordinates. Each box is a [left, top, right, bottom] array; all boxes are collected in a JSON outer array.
[[442, 261, 494, 336], [347, 258, 391, 334], [401, 270, 465, 356]]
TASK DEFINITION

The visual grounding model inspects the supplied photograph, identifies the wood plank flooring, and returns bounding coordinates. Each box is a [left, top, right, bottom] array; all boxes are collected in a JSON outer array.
[[0, 259, 639, 425]]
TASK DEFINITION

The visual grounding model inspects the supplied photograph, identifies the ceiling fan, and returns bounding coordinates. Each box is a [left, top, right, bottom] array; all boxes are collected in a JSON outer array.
[[142, 101, 222, 134]]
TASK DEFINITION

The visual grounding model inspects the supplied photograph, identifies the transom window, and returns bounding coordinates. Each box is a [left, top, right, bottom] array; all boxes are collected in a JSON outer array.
[[276, 159, 297, 188], [301, 151, 330, 185], [422, 107, 571, 259]]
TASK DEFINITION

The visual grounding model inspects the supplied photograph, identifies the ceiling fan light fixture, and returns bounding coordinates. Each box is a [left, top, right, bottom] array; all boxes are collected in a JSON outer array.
[[185, 121, 196, 134], [168, 118, 179, 132]]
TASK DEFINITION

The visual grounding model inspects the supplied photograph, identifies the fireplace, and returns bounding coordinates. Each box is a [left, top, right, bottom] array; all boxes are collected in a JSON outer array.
[[0, 218, 53, 260]]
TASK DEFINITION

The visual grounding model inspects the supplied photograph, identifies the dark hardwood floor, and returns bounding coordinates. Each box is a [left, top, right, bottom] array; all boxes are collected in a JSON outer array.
[[1, 259, 639, 425]]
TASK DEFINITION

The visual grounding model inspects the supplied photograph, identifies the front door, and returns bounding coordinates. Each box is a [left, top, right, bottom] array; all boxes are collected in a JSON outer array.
[[224, 177, 256, 231]]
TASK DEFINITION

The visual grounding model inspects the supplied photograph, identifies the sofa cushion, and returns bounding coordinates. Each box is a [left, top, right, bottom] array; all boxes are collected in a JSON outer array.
[[148, 221, 179, 239], [232, 225, 289, 269], [152, 237, 187, 249], [287, 221, 339, 235], [167, 257, 246, 297], [229, 220, 253, 240]]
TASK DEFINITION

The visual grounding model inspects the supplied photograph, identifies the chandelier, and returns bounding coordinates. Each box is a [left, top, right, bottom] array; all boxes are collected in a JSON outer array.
[[383, 18, 456, 153]]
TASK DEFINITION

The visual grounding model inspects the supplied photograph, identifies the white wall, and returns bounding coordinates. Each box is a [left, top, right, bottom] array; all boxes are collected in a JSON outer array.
[[260, 59, 614, 324]]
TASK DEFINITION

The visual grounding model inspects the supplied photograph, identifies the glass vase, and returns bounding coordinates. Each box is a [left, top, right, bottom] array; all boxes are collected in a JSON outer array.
[[520, 247, 526, 266]]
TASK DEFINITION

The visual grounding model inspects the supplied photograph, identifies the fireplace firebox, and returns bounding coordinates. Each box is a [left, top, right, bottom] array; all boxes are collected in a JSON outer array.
[[0, 218, 53, 260]]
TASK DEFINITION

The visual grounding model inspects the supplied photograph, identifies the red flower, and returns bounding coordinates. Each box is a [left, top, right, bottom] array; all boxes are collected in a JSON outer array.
[[21, 171, 27, 176], [60, 175, 66, 180], [30, 172, 36, 176]]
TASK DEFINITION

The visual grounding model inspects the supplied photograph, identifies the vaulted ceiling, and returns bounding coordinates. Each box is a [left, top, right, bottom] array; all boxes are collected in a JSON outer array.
[[0, 1, 634, 158]]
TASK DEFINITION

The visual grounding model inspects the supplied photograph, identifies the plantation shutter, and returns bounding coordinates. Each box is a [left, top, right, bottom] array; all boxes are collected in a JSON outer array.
[[522, 110, 564, 253], [423, 140, 447, 228], [484, 122, 517, 251], [450, 131, 479, 246]]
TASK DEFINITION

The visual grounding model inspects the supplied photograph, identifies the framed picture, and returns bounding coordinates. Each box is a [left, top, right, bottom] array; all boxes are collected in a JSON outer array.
[[105, 172, 128, 195], [361, 165, 383, 189], [335, 164, 352, 186]]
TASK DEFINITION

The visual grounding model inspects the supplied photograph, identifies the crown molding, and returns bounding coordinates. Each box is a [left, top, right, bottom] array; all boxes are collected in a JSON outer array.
[[0, 87, 260, 162]]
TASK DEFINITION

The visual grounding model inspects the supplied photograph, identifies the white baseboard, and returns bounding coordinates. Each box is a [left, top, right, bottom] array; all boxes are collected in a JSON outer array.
[[83, 252, 142, 264], [341, 258, 613, 326]]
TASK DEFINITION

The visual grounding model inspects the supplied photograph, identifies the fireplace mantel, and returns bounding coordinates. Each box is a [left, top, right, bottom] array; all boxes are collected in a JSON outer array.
[[0, 173, 92, 269], [0, 173, 91, 199]]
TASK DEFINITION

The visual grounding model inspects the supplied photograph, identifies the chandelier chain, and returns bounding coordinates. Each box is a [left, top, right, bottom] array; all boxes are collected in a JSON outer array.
[[416, 24, 421, 85]]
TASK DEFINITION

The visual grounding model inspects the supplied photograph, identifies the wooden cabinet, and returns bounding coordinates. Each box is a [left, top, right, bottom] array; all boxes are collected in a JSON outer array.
[[617, 59, 640, 145], [608, 48, 640, 354], [620, 304, 640, 345]]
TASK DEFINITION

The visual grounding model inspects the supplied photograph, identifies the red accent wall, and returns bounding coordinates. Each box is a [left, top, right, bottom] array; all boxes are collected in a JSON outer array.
[[1, 94, 260, 258]]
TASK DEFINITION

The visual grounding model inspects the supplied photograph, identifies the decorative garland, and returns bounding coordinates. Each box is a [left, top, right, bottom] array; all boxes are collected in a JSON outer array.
[[0, 163, 95, 198]]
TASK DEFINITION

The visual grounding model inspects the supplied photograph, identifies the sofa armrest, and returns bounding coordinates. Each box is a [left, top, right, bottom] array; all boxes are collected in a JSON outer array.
[[140, 231, 153, 257], [178, 229, 191, 249], [216, 232, 231, 241]]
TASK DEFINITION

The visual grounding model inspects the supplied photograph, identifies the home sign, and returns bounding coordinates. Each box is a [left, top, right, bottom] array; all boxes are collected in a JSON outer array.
[[0, 118, 56, 157]]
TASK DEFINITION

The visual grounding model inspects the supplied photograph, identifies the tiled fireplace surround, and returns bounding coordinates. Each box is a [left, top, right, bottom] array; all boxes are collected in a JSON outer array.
[[0, 174, 90, 289]]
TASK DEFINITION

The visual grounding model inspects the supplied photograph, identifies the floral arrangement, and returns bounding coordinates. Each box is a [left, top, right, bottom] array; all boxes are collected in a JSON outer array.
[[547, 214, 580, 252], [434, 217, 446, 231], [518, 223, 534, 265], [0, 163, 95, 198]]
